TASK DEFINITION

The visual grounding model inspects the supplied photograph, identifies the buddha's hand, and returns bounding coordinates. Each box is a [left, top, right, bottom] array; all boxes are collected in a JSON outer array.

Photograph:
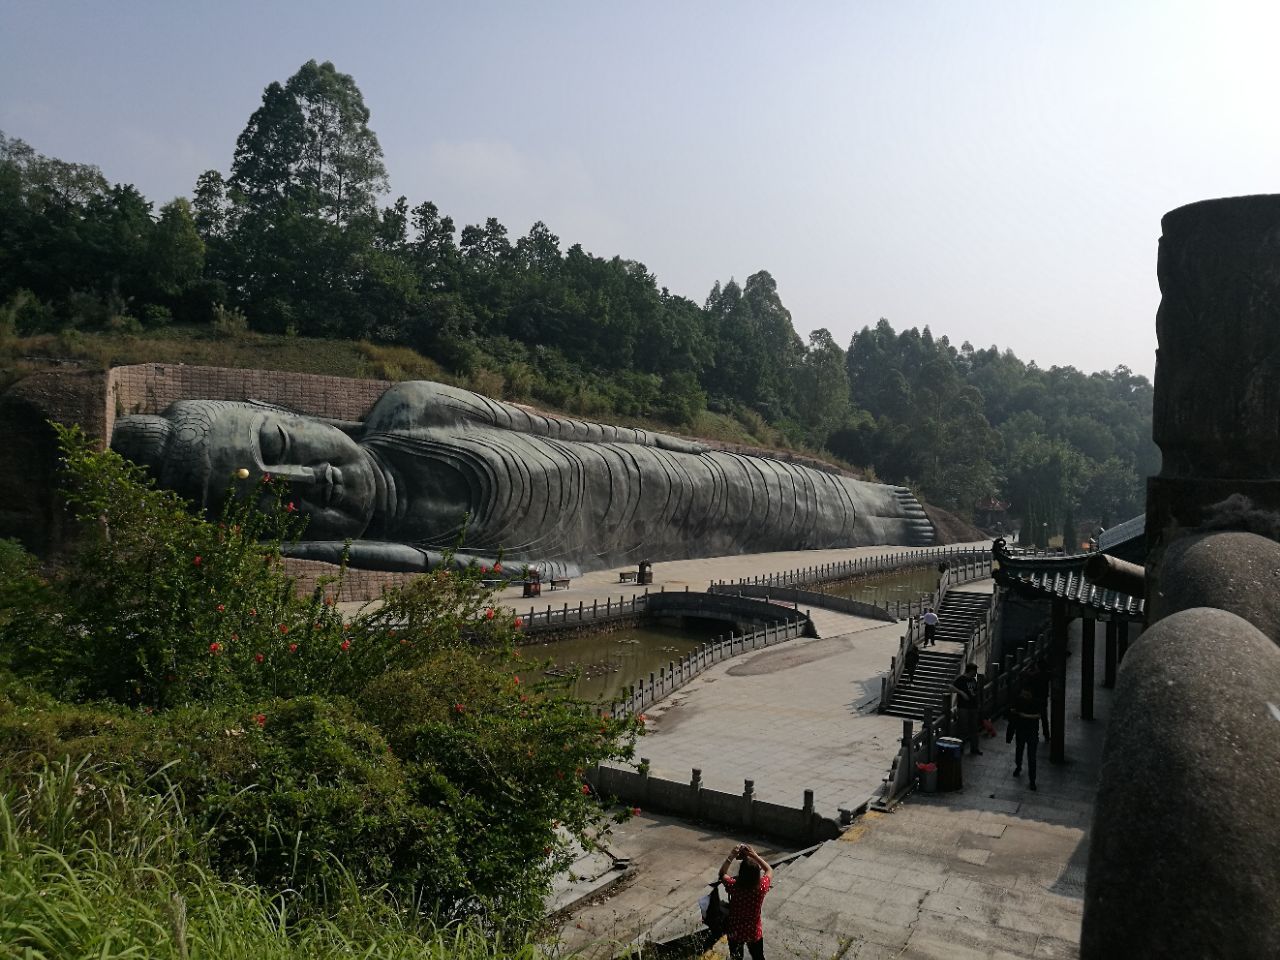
[[282, 540, 436, 572]]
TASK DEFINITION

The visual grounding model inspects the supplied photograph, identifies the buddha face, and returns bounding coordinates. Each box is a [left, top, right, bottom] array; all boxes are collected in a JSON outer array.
[[202, 408, 378, 540], [111, 403, 381, 540]]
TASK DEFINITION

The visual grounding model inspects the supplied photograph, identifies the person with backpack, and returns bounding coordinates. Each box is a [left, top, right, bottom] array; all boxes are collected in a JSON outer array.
[[1007, 685, 1042, 790], [717, 843, 774, 959]]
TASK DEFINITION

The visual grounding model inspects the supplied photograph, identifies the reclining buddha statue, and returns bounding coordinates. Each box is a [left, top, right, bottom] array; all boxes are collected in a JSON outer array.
[[111, 380, 934, 576]]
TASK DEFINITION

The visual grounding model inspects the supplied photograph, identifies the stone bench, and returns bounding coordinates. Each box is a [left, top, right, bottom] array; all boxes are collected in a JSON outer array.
[[548, 577, 571, 591], [618, 571, 638, 583]]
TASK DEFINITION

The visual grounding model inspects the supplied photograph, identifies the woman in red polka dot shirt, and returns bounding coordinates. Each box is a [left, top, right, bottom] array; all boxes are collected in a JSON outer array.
[[718, 842, 774, 959]]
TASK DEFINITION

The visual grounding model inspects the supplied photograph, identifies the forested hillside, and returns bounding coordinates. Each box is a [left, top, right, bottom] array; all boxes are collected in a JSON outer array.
[[0, 60, 1155, 539]]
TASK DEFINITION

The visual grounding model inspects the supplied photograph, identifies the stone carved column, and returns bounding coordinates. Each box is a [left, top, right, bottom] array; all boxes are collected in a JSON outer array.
[[1146, 195, 1280, 608]]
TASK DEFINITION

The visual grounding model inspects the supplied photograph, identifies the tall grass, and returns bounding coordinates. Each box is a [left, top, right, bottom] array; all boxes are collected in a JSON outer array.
[[0, 759, 561, 959]]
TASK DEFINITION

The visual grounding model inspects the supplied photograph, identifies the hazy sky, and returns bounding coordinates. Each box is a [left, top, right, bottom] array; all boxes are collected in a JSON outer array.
[[5, 1, 1279, 379]]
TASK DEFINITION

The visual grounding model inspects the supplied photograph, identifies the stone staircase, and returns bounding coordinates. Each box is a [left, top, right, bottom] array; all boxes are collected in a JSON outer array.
[[894, 486, 937, 546], [880, 590, 992, 721]]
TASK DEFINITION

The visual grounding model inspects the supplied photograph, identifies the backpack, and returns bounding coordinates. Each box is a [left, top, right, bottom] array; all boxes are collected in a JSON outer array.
[[699, 881, 731, 934]]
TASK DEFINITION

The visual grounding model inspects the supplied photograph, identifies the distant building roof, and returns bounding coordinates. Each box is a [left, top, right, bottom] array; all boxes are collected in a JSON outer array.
[[991, 540, 1144, 621]]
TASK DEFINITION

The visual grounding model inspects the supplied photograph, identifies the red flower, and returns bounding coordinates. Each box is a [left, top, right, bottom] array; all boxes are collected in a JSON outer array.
[[637, 713, 647, 722], [493, 562, 502, 573], [285, 501, 297, 513], [631, 807, 641, 816], [323, 597, 334, 607], [288, 643, 298, 653], [193, 555, 202, 566], [513, 675, 521, 685], [453, 703, 465, 713], [520, 694, 529, 703], [254, 653, 264, 664], [254, 714, 266, 728], [230, 633, 239, 642], [581, 785, 591, 795], [514, 617, 523, 628], [480, 564, 489, 574], [216, 603, 225, 613], [340, 639, 351, 652], [249, 608, 257, 617], [208, 642, 221, 654], [485, 608, 495, 620], [278, 624, 288, 634], [261, 472, 272, 483]]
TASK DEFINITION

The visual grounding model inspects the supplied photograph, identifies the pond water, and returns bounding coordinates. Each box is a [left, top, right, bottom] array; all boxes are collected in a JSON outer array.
[[526, 564, 941, 705], [522, 618, 727, 705], [818, 564, 939, 606]]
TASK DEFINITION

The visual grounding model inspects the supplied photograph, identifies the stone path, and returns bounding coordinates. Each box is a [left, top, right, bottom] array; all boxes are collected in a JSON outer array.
[[497, 542, 991, 621], [609, 613, 909, 818]]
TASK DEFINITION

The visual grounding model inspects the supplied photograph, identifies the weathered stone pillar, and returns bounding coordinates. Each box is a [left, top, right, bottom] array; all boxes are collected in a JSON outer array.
[[1145, 195, 1280, 607]]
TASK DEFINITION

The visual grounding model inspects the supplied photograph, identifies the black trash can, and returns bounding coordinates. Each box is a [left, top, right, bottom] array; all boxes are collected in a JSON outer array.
[[935, 736, 964, 792]]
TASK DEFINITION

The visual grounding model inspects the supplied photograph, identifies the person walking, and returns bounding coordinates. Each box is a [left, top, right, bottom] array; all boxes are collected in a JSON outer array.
[[922, 608, 939, 646], [1007, 685, 1041, 790], [1024, 660, 1051, 741], [718, 843, 774, 960], [903, 639, 920, 684], [951, 663, 983, 755]]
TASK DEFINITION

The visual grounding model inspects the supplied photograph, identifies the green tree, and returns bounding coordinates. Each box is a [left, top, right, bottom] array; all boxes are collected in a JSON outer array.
[[147, 197, 205, 298], [795, 328, 852, 443], [284, 59, 388, 227]]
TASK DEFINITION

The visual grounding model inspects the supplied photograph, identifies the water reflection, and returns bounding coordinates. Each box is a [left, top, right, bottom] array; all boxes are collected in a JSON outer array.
[[525, 618, 726, 704], [818, 565, 938, 606]]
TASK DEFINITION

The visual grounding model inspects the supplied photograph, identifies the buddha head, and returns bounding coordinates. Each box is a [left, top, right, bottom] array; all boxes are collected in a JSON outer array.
[[111, 400, 378, 539]]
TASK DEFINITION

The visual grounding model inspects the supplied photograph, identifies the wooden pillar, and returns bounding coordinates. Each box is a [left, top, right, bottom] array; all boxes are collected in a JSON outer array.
[[1050, 597, 1068, 764], [1117, 620, 1130, 664], [1103, 620, 1118, 688], [1081, 616, 1096, 721]]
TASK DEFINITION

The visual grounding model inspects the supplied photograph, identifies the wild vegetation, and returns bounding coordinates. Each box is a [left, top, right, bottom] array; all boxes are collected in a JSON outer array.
[[0, 59, 1155, 537], [0, 430, 640, 954]]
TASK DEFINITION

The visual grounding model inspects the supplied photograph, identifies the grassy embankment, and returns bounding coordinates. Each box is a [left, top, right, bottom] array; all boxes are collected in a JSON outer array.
[[0, 758, 566, 959]]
